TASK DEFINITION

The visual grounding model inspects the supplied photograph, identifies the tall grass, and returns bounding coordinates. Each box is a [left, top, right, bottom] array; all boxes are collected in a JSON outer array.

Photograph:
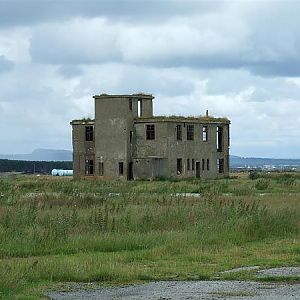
[[0, 174, 299, 298]]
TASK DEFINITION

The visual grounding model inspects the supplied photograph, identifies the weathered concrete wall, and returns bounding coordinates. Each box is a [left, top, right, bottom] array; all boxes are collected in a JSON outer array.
[[93, 94, 154, 179], [134, 122, 169, 158], [71, 123, 95, 179], [140, 98, 153, 117], [133, 120, 230, 179], [133, 158, 167, 180]]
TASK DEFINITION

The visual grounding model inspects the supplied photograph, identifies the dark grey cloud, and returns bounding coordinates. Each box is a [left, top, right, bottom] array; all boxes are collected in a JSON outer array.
[[0, 0, 222, 27], [250, 60, 300, 77], [1, 0, 300, 158], [30, 25, 300, 78], [26, 0, 300, 78], [0, 55, 14, 73]]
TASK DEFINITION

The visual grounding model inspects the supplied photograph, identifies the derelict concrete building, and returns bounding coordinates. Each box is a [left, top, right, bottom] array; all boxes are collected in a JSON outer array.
[[70, 93, 230, 180]]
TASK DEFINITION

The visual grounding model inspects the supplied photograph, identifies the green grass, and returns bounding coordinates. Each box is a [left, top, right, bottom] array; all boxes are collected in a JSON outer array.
[[0, 173, 299, 298]]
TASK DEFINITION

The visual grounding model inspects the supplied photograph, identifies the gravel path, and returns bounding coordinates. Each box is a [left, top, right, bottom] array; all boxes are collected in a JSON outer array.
[[257, 267, 300, 278], [48, 280, 300, 300]]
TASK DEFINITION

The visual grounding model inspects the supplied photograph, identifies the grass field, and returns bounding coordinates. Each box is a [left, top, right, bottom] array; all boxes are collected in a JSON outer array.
[[0, 172, 299, 298]]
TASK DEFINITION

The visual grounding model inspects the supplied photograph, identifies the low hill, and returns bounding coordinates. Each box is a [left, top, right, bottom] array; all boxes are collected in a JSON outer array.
[[0, 149, 72, 161], [0, 149, 299, 170]]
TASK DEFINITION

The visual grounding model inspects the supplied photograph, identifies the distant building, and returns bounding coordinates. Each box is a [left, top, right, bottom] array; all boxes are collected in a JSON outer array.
[[70, 93, 230, 180]]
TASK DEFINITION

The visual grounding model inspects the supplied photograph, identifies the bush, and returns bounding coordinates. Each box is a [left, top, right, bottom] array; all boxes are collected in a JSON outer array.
[[249, 171, 260, 180], [255, 179, 270, 190], [276, 173, 296, 186]]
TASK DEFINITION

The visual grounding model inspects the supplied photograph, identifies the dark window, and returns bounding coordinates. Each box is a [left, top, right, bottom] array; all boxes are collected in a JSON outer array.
[[187, 159, 190, 171], [176, 124, 182, 141], [227, 125, 230, 146], [187, 124, 194, 140], [217, 159, 224, 173], [130, 131, 133, 144], [99, 162, 104, 176], [85, 159, 94, 175], [202, 159, 205, 171], [202, 126, 208, 141], [119, 162, 124, 175], [217, 126, 223, 152], [177, 158, 182, 175], [146, 124, 155, 140], [129, 98, 132, 111], [207, 159, 210, 171], [192, 159, 195, 171], [85, 126, 93, 141]]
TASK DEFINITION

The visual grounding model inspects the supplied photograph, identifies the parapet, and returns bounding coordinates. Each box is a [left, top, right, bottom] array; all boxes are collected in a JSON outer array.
[[93, 93, 154, 100]]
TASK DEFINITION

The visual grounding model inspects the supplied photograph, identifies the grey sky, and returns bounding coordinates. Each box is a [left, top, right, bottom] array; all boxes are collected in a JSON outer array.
[[0, 0, 299, 158]]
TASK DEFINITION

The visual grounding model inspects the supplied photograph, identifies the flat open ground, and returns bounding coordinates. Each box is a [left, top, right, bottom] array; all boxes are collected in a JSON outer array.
[[0, 172, 299, 298]]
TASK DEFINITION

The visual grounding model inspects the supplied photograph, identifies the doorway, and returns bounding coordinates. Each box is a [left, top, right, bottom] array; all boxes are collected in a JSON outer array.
[[128, 162, 133, 180], [196, 161, 201, 178]]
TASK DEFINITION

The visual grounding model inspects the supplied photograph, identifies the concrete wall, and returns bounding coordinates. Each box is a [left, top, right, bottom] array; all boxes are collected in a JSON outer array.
[[140, 98, 153, 117], [93, 94, 154, 179], [133, 158, 167, 180], [71, 123, 95, 179], [133, 120, 230, 179]]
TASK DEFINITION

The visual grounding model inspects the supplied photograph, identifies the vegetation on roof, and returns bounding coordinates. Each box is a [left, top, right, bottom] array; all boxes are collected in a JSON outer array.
[[71, 117, 95, 123], [136, 115, 230, 122]]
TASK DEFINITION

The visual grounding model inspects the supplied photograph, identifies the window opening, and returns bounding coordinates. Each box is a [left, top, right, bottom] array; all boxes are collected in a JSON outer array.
[[129, 98, 132, 111], [217, 126, 223, 152], [138, 99, 142, 117], [202, 126, 208, 141], [130, 131, 133, 144], [187, 124, 194, 140], [146, 124, 155, 140], [207, 159, 210, 171], [227, 125, 230, 147], [85, 126, 93, 141], [192, 159, 195, 171], [177, 158, 182, 175], [99, 162, 104, 176], [217, 159, 224, 173], [85, 159, 94, 175], [187, 159, 190, 171], [119, 162, 124, 175], [202, 159, 205, 171], [176, 124, 182, 141]]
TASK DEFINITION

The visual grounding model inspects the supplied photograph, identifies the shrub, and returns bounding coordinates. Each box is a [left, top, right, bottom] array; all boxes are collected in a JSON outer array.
[[255, 179, 270, 190], [249, 171, 260, 180]]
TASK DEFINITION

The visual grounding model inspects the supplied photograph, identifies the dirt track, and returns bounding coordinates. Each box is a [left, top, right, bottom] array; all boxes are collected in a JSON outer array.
[[48, 280, 300, 300]]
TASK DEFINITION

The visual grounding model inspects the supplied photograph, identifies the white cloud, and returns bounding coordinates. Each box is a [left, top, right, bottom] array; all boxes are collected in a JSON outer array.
[[0, 0, 299, 158], [0, 27, 31, 63]]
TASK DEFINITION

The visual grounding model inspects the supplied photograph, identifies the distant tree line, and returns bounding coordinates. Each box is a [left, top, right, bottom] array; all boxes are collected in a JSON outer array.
[[0, 159, 72, 174]]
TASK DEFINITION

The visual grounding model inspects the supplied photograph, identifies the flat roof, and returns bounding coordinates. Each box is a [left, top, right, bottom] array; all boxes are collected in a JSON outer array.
[[93, 93, 154, 99], [70, 119, 95, 125], [134, 115, 230, 124]]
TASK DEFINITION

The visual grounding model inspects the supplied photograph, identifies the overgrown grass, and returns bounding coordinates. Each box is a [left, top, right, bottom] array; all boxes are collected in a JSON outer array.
[[0, 173, 299, 298]]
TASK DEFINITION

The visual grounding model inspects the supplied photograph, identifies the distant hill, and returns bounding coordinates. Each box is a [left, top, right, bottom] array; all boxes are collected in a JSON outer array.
[[0, 149, 72, 161], [230, 155, 300, 169]]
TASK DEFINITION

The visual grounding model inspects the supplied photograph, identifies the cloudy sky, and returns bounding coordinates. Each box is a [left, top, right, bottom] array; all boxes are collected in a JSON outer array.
[[0, 0, 299, 158]]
